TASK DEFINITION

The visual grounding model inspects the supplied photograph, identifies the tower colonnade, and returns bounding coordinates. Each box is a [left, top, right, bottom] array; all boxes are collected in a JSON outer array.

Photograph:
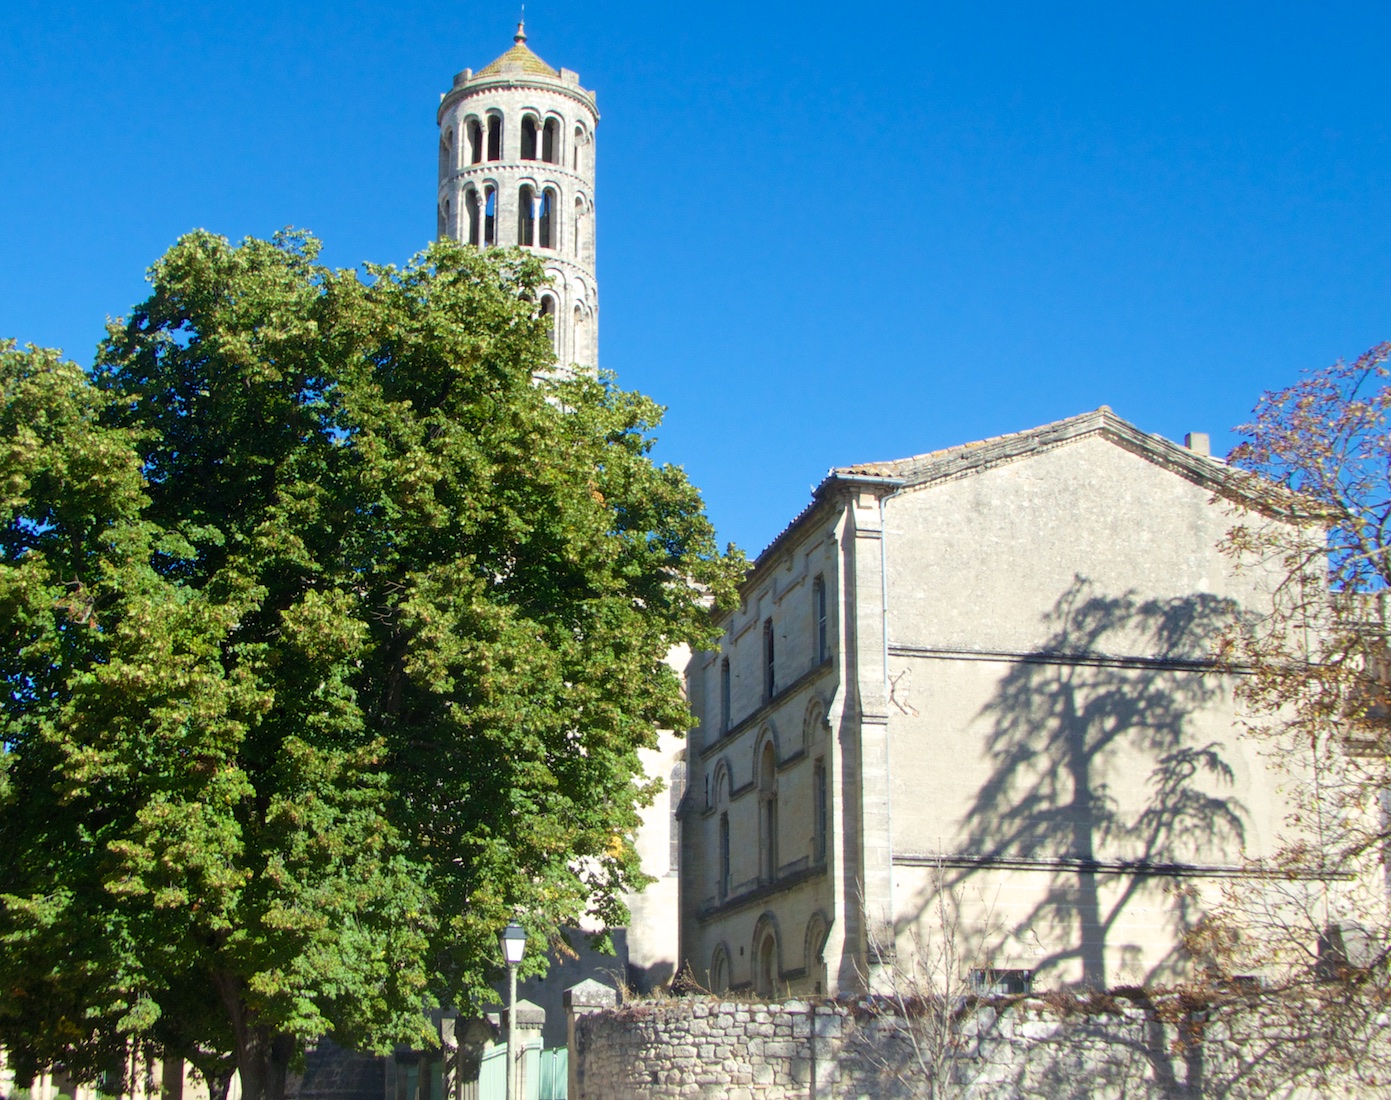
[[437, 24, 599, 372]]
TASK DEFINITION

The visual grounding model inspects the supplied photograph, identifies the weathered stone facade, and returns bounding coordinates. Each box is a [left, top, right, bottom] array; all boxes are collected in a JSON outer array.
[[681, 410, 1305, 998]]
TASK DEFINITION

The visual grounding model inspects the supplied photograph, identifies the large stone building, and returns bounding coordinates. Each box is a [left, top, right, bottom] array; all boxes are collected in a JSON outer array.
[[677, 410, 1298, 996]]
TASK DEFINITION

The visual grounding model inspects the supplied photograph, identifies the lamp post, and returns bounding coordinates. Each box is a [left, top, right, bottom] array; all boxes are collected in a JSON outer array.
[[499, 921, 527, 1100]]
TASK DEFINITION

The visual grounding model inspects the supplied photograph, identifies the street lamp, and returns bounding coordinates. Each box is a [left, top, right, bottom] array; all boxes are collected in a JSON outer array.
[[499, 922, 527, 1100]]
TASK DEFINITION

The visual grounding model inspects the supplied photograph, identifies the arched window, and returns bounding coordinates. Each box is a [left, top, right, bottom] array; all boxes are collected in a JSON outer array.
[[465, 188, 480, 246], [538, 188, 555, 249], [539, 294, 556, 348], [755, 928, 778, 998], [483, 187, 497, 246], [711, 946, 729, 994], [542, 118, 559, 163], [763, 618, 776, 701], [758, 742, 778, 883], [669, 757, 687, 874], [573, 125, 584, 171], [718, 812, 731, 900], [813, 757, 827, 863], [442, 197, 452, 238], [517, 185, 535, 246], [436, 200, 447, 239], [573, 197, 584, 256], [438, 129, 454, 176], [804, 914, 830, 996], [719, 657, 731, 734], [486, 114, 503, 161], [573, 304, 587, 363], [467, 118, 484, 164], [521, 116, 538, 160]]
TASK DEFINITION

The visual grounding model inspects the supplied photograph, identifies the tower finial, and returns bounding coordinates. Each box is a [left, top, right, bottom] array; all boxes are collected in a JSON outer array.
[[514, 7, 526, 44]]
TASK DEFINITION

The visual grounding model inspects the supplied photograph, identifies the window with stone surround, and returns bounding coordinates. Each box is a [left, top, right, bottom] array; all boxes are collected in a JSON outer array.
[[486, 113, 503, 161], [466, 118, 483, 164]]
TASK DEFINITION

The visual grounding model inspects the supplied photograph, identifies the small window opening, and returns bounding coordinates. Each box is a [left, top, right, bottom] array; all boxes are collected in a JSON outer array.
[[465, 188, 480, 246], [759, 743, 778, 883], [669, 759, 687, 874], [539, 294, 556, 347], [718, 812, 731, 900], [483, 187, 497, 246], [542, 118, 559, 163], [521, 116, 538, 160], [756, 935, 777, 998], [763, 619, 776, 701], [438, 129, 454, 177], [814, 575, 828, 663], [467, 118, 483, 164], [970, 968, 1034, 996], [573, 305, 587, 362], [573, 126, 583, 170], [813, 757, 827, 862], [517, 185, 535, 246], [538, 188, 555, 249], [486, 114, 502, 161], [719, 658, 731, 733]]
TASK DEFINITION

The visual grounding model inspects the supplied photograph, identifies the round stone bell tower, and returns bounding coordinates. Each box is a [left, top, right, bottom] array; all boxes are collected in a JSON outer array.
[[437, 23, 599, 371]]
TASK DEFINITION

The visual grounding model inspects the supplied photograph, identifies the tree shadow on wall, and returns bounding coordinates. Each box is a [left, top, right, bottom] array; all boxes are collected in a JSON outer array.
[[919, 575, 1249, 991]]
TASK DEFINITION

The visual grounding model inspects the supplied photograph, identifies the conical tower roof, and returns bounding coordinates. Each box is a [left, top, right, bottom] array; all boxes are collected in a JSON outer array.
[[475, 21, 559, 79]]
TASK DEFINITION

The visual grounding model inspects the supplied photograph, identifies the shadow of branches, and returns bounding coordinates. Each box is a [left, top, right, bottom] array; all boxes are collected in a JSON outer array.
[[921, 575, 1249, 990]]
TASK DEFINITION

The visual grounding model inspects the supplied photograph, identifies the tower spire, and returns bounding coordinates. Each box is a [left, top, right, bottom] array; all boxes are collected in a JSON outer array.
[[514, 9, 526, 44]]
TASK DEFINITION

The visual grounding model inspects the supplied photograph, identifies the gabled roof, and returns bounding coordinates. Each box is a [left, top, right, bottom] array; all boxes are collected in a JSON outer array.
[[475, 23, 559, 79], [748, 407, 1273, 572], [833, 406, 1232, 494]]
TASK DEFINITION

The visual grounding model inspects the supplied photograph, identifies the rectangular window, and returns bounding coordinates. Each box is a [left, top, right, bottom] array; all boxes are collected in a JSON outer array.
[[720, 658, 731, 734], [719, 813, 731, 900], [813, 757, 827, 863], [970, 968, 1034, 996], [814, 575, 828, 663], [763, 618, 775, 701]]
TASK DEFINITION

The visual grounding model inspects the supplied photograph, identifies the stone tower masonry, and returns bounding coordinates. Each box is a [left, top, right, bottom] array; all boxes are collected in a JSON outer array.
[[437, 23, 599, 371]]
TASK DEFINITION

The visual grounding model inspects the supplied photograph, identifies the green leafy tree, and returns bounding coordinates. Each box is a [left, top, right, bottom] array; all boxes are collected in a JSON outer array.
[[0, 232, 742, 1099]]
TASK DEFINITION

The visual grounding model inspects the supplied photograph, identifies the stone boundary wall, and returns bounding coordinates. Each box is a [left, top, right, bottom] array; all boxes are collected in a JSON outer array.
[[570, 991, 1391, 1099]]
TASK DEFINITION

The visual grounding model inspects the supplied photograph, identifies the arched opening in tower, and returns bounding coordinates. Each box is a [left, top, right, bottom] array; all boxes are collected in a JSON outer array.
[[538, 189, 555, 249], [465, 188, 481, 246], [483, 187, 497, 246], [467, 118, 483, 165], [486, 113, 502, 161], [517, 185, 536, 246]]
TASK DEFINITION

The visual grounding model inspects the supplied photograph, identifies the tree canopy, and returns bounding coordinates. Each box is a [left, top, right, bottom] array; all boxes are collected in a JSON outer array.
[[0, 231, 742, 1098], [1193, 342, 1391, 1092]]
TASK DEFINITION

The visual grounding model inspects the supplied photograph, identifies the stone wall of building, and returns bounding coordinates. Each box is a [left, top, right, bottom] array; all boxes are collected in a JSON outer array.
[[570, 991, 1391, 1099]]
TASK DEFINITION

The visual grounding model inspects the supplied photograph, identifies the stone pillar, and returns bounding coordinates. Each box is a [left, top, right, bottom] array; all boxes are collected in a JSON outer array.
[[502, 997, 544, 1099], [564, 979, 617, 1100]]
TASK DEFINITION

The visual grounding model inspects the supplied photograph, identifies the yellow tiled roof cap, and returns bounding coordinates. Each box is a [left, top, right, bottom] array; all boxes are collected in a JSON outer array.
[[475, 21, 559, 79]]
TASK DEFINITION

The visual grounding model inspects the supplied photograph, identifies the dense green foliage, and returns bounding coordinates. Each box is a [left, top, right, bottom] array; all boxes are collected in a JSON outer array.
[[0, 232, 741, 1096]]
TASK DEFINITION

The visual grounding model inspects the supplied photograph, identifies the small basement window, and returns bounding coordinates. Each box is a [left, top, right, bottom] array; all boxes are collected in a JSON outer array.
[[969, 968, 1034, 996]]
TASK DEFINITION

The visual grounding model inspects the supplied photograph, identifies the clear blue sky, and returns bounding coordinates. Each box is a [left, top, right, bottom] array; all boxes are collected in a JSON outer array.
[[2, 1, 1388, 556]]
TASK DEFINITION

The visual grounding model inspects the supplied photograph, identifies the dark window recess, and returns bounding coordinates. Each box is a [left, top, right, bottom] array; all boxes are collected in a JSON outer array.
[[970, 968, 1034, 996]]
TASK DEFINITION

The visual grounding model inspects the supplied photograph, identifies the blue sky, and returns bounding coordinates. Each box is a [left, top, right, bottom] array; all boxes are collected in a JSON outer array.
[[2, 1, 1388, 556]]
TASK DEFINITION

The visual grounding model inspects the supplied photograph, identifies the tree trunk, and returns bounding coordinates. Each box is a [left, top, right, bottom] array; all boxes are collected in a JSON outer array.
[[214, 970, 297, 1100]]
